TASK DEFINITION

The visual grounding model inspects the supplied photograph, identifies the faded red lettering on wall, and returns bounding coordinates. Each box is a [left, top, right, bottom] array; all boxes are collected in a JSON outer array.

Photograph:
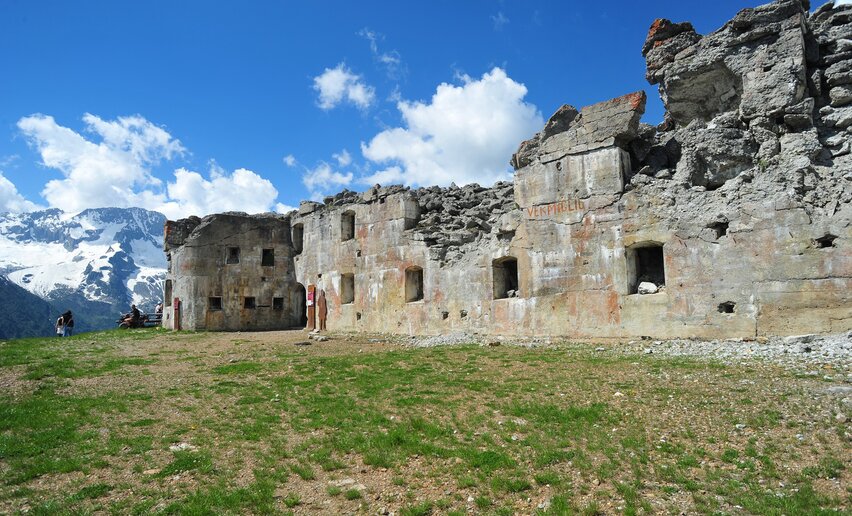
[[525, 199, 585, 218]]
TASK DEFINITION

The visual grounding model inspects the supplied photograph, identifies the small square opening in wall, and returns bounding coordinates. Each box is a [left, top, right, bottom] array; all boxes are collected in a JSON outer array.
[[718, 301, 736, 313], [244, 297, 256, 309], [209, 297, 223, 310], [708, 221, 728, 239], [227, 247, 240, 264], [815, 234, 837, 248], [627, 243, 665, 294], [273, 297, 284, 310], [262, 248, 274, 266], [341, 273, 355, 304]]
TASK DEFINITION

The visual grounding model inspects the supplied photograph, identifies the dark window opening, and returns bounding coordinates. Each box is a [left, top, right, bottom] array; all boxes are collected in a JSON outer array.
[[492, 257, 519, 299], [405, 266, 424, 302], [209, 297, 223, 310], [227, 247, 240, 264], [708, 221, 728, 239], [244, 297, 256, 309], [441, 311, 449, 320], [292, 224, 304, 255], [273, 297, 284, 310], [815, 234, 837, 248], [341, 211, 355, 241], [262, 248, 274, 266], [356, 312, 362, 320], [628, 243, 666, 294], [718, 301, 735, 314], [341, 273, 354, 304], [164, 280, 173, 307]]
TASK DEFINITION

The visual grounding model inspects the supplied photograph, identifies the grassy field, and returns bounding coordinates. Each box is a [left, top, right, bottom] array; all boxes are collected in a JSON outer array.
[[0, 329, 849, 515]]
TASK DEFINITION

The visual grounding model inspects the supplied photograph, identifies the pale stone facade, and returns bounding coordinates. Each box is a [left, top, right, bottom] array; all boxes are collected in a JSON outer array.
[[163, 0, 851, 339]]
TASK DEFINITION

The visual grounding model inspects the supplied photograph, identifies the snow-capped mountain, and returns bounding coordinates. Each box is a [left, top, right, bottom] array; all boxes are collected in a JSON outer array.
[[0, 207, 167, 336]]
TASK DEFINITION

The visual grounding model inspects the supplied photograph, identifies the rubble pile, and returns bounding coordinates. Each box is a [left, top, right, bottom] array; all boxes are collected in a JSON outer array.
[[411, 182, 515, 264]]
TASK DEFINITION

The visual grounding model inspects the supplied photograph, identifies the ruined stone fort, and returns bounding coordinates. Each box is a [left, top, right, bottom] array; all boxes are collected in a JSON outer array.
[[163, 0, 851, 339]]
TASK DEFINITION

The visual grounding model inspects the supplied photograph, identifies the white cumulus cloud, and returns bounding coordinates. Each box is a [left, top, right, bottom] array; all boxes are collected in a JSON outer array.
[[313, 64, 376, 110], [18, 113, 183, 214], [302, 162, 353, 201], [282, 154, 297, 167], [160, 166, 278, 220], [0, 171, 42, 213], [361, 67, 542, 187], [18, 113, 282, 219]]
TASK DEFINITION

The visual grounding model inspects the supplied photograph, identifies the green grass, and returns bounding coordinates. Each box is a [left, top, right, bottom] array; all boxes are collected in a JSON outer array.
[[0, 332, 848, 515]]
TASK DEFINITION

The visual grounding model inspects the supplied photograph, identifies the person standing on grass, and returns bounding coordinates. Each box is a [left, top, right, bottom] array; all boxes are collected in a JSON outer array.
[[317, 289, 328, 331], [59, 310, 74, 337]]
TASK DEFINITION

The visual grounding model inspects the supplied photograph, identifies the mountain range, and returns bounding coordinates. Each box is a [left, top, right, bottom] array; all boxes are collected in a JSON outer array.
[[0, 207, 166, 338]]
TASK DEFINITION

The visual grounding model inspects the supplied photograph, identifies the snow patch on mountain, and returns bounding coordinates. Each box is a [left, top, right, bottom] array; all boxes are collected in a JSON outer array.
[[0, 207, 167, 309]]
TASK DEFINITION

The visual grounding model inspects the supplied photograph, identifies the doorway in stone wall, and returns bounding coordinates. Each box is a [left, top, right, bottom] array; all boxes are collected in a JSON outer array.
[[293, 283, 307, 328]]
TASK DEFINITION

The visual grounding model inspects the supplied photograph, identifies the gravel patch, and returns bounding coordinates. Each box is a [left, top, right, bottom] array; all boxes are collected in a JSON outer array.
[[408, 330, 852, 378]]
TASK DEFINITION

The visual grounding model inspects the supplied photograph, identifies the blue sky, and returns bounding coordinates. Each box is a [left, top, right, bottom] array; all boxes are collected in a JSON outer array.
[[0, 0, 774, 219]]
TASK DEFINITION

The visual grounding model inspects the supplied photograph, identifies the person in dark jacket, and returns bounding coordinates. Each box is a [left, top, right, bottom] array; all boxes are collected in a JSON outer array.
[[60, 310, 74, 337]]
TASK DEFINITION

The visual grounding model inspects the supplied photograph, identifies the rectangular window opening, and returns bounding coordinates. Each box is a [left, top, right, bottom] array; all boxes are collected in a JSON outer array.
[[405, 267, 424, 302], [227, 247, 240, 264], [628, 244, 666, 294], [341, 211, 355, 241], [262, 248, 274, 266], [273, 297, 284, 310], [341, 273, 355, 304], [492, 257, 519, 299], [292, 223, 304, 254], [209, 297, 223, 310], [244, 297, 256, 309]]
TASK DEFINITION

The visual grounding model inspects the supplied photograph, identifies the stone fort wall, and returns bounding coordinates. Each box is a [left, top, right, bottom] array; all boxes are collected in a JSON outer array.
[[163, 0, 851, 339]]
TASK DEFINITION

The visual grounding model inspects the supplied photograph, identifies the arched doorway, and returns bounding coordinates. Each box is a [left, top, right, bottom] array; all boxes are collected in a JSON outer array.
[[293, 283, 307, 328]]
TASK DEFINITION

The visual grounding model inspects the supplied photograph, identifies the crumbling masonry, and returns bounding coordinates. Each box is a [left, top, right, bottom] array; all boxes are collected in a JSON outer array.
[[163, 0, 851, 339]]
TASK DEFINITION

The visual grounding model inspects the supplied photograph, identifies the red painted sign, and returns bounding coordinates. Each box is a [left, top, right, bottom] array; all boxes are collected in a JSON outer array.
[[526, 199, 585, 218]]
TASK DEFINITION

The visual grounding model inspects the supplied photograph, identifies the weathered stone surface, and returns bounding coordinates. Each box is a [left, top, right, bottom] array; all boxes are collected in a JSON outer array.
[[643, 19, 702, 83], [821, 105, 852, 128], [830, 84, 852, 106], [674, 125, 758, 188], [512, 92, 645, 170], [299, 201, 322, 215], [540, 105, 579, 142], [646, 0, 809, 125]]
